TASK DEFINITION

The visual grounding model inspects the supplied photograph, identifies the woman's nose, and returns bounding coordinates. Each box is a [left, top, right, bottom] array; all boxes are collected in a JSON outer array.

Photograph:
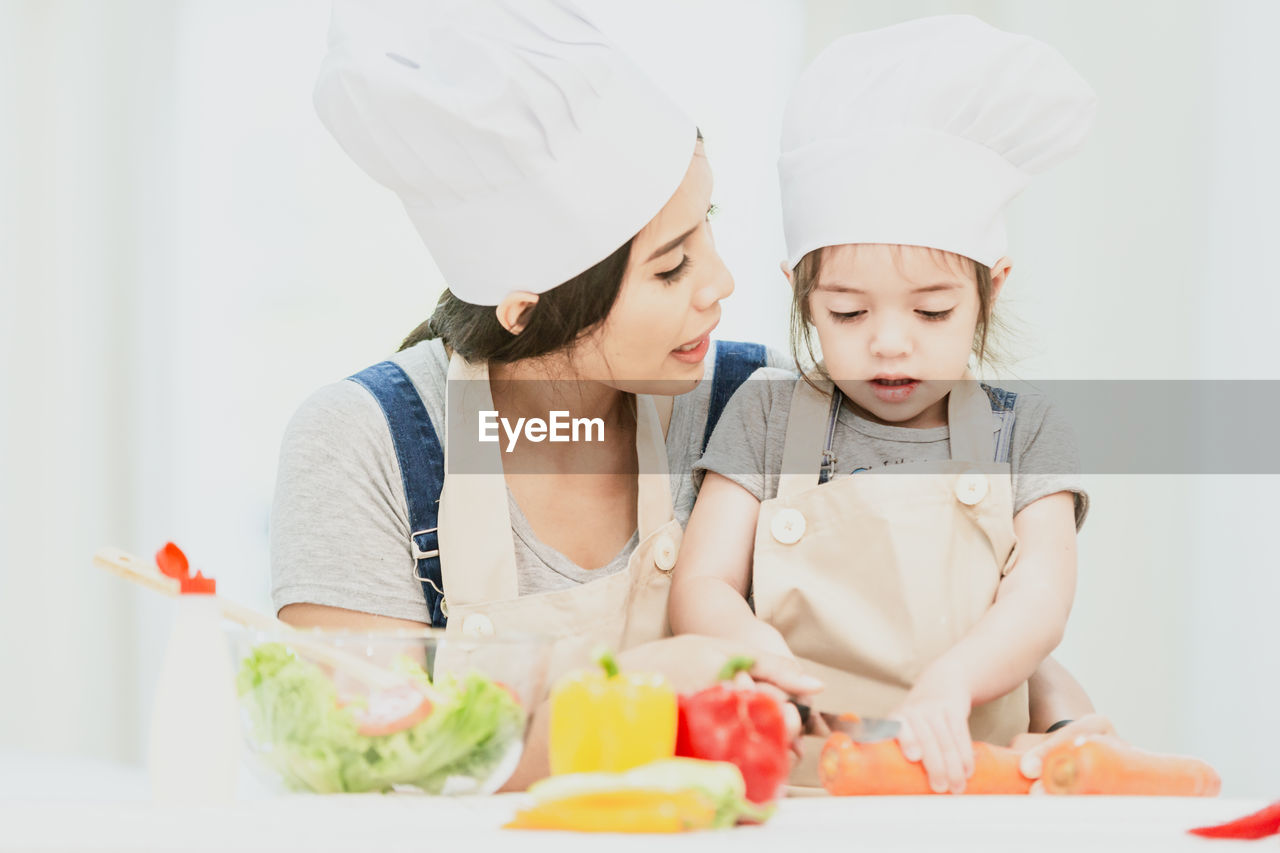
[[692, 256, 734, 310]]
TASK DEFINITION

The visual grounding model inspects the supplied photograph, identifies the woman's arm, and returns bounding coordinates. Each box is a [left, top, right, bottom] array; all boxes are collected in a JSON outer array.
[[1014, 656, 1117, 785], [1027, 654, 1096, 732], [277, 603, 428, 631], [668, 472, 794, 659]]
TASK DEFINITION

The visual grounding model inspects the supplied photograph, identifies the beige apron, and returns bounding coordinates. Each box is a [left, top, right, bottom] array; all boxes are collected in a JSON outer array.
[[752, 376, 1029, 787], [432, 354, 680, 692]]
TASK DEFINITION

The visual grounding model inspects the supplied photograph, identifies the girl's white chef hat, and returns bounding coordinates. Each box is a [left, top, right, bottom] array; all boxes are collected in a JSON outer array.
[[779, 15, 1096, 270], [314, 0, 696, 306]]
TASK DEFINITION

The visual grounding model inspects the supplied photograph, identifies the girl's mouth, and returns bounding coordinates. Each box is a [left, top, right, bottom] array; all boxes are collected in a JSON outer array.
[[868, 377, 920, 402]]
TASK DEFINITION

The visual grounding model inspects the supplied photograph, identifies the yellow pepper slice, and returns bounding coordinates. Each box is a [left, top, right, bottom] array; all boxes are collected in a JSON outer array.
[[505, 788, 717, 833], [549, 649, 677, 775]]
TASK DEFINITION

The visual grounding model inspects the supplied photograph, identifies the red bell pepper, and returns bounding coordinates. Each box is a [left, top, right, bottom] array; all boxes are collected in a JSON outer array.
[[675, 656, 790, 805], [1188, 800, 1280, 840]]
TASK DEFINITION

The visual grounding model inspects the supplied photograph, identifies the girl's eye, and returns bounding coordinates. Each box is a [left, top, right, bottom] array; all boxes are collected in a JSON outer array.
[[657, 255, 692, 284], [917, 308, 954, 321], [706, 202, 720, 221], [829, 310, 865, 323]]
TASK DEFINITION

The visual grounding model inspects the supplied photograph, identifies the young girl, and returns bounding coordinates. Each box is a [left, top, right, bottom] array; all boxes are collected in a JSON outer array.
[[670, 15, 1096, 794]]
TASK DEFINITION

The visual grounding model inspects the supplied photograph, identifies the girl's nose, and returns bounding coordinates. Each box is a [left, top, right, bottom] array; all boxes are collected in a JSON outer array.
[[870, 317, 912, 358]]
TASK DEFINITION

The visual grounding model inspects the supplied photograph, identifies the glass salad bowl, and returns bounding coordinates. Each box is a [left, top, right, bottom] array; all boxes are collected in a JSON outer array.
[[225, 627, 550, 795]]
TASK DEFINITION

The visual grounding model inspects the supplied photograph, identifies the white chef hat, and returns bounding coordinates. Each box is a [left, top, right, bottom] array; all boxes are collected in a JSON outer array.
[[314, 0, 697, 306], [779, 15, 1096, 270]]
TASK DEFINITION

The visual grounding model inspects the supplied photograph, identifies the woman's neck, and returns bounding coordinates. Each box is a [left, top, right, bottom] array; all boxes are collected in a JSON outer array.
[[488, 354, 631, 428]]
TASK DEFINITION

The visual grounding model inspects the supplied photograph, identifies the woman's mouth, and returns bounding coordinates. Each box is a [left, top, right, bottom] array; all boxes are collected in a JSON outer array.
[[868, 377, 920, 402], [670, 336, 710, 363], [670, 325, 716, 364]]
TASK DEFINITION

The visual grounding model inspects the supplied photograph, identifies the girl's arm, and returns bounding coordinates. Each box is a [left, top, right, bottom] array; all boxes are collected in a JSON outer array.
[[934, 489, 1078, 703], [668, 472, 795, 659], [895, 490, 1078, 793]]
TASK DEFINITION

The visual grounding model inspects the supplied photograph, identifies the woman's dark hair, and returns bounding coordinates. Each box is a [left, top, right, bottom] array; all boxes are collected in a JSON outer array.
[[399, 238, 632, 362], [400, 130, 703, 362]]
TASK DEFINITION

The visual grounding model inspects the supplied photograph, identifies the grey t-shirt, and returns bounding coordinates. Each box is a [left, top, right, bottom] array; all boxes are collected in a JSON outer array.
[[270, 339, 788, 622], [695, 367, 1089, 527]]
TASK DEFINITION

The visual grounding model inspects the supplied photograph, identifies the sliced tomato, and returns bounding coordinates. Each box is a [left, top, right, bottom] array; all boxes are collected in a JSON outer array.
[[494, 680, 523, 708], [350, 684, 435, 737]]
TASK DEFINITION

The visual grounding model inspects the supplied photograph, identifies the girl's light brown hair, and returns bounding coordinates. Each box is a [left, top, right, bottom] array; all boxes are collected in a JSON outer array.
[[788, 244, 1003, 389]]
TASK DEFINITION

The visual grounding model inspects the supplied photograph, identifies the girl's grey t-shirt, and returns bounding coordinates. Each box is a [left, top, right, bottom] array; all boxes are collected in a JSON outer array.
[[695, 367, 1090, 528], [270, 339, 788, 623]]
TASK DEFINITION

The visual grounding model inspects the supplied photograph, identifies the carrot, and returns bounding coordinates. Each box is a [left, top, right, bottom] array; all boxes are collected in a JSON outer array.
[[819, 733, 1032, 795], [1041, 736, 1220, 796]]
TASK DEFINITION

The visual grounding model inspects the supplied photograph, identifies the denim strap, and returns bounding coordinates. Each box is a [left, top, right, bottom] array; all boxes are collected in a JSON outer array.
[[348, 361, 448, 627], [702, 340, 769, 455]]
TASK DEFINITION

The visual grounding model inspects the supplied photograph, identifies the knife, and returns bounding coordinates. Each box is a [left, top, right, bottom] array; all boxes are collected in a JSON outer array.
[[791, 701, 901, 742]]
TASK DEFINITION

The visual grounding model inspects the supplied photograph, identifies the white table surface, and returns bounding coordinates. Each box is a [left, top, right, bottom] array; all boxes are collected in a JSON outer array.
[[1, 755, 1272, 852], [1, 793, 1272, 852]]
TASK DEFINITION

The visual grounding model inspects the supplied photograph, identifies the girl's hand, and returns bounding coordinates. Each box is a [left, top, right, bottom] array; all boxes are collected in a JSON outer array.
[[893, 664, 974, 794], [1009, 713, 1118, 793]]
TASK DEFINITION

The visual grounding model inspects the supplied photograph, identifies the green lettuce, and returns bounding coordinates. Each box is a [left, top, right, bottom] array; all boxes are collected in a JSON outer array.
[[236, 642, 524, 793]]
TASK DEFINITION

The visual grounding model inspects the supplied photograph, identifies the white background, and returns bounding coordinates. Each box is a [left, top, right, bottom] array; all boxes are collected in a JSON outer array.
[[2, 0, 1277, 797]]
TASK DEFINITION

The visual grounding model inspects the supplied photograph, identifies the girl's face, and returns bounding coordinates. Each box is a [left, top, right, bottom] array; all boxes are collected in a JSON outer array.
[[809, 243, 1001, 429], [574, 143, 734, 394]]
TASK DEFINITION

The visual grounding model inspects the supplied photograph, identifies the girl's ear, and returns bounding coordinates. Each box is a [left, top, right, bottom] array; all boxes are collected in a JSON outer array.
[[988, 256, 1013, 303], [778, 260, 794, 286], [495, 291, 539, 335]]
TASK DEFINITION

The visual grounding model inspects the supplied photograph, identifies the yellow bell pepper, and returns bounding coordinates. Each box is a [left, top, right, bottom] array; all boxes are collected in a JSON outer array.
[[505, 788, 716, 833], [549, 648, 677, 775], [508, 758, 774, 832]]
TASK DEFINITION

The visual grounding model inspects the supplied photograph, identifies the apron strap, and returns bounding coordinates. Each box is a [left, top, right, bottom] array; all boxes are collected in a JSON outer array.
[[947, 374, 999, 464], [436, 354, 520, 606], [636, 393, 674, 541], [777, 378, 836, 499], [347, 361, 448, 627]]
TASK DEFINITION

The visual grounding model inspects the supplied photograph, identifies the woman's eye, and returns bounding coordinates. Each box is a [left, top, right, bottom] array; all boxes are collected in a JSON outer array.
[[917, 308, 954, 321], [829, 310, 865, 323], [706, 202, 720, 221], [657, 255, 692, 284]]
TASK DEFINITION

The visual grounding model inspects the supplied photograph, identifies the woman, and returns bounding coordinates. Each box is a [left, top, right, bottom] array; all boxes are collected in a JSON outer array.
[[272, 0, 1112, 789]]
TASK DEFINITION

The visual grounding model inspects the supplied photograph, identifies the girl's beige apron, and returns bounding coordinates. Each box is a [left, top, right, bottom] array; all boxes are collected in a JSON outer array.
[[432, 354, 679, 690], [752, 377, 1029, 788]]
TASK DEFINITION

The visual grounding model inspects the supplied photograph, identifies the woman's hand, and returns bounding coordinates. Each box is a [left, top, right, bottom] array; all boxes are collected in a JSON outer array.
[[618, 634, 821, 744], [893, 663, 975, 794], [1010, 713, 1118, 792]]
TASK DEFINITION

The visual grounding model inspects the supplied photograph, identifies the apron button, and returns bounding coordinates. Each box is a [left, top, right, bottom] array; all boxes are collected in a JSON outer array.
[[653, 535, 678, 572], [770, 508, 806, 544], [955, 472, 989, 506], [462, 613, 494, 639]]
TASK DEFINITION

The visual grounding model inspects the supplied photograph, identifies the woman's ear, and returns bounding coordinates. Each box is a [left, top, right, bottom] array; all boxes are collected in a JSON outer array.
[[988, 256, 1013, 303], [778, 260, 794, 287], [495, 291, 539, 335]]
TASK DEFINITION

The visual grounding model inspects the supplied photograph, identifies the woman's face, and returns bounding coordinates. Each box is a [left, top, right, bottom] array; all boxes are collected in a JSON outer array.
[[574, 143, 734, 395]]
